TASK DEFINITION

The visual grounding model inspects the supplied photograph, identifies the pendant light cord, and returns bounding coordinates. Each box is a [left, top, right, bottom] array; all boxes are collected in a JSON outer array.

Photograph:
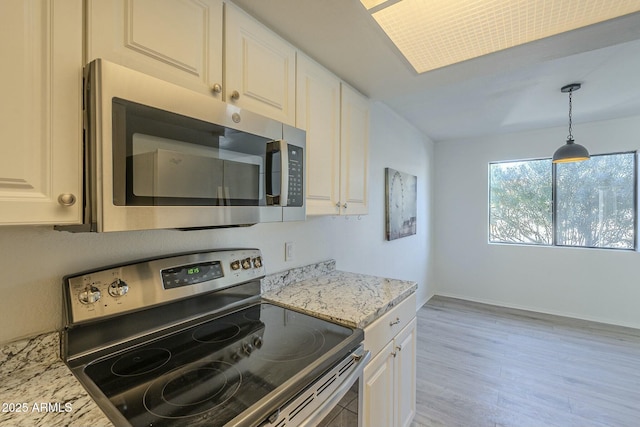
[[567, 89, 573, 142]]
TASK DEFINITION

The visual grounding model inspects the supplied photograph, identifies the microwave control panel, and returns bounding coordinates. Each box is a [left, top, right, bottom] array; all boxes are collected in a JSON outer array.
[[287, 145, 304, 207]]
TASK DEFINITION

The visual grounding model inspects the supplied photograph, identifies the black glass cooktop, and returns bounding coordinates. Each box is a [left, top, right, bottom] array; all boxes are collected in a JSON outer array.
[[83, 303, 356, 427]]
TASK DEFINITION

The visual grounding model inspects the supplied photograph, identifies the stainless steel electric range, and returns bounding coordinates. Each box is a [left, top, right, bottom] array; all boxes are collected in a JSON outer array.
[[62, 249, 369, 427]]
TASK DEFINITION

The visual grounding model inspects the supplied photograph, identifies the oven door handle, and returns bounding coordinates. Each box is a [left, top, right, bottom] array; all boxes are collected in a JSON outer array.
[[298, 348, 371, 427]]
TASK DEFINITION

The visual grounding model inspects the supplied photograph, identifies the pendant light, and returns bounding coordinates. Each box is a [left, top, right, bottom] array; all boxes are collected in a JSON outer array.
[[552, 83, 590, 163]]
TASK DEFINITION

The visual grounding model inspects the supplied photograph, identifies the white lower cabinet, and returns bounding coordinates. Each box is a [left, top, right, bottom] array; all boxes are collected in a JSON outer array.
[[364, 340, 396, 427], [363, 296, 417, 427], [394, 318, 418, 427]]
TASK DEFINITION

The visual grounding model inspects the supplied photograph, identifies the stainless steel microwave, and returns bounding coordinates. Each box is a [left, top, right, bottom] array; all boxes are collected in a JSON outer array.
[[61, 59, 305, 232]]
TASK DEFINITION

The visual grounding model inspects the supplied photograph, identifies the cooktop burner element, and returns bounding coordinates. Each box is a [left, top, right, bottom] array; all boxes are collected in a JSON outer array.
[[111, 348, 172, 377], [192, 322, 241, 343], [257, 323, 325, 362], [143, 361, 242, 419], [62, 249, 365, 427]]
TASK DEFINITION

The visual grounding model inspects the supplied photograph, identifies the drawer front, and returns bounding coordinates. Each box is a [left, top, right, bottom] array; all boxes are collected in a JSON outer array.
[[364, 293, 416, 358]]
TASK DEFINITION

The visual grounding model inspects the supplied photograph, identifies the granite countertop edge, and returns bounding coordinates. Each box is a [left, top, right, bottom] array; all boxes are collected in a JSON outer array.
[[262, 270, 418, 329]]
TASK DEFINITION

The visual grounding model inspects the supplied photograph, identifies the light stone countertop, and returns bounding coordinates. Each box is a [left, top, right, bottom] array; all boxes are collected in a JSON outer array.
[[262, 270, 418, 329], [0, 332, 112, 427], [0, 262, 415, 427]]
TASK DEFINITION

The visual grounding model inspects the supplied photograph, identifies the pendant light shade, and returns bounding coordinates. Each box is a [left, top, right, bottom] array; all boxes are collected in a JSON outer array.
[[552, 138, 590, 163], [552, 83, 590, 163]]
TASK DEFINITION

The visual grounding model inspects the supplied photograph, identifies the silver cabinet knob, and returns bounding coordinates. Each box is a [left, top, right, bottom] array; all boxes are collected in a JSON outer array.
[[230, 90, 240, 100], [212, 83, 222, 93], [343, 203, 348, 209], [58, 193, 76, 206]]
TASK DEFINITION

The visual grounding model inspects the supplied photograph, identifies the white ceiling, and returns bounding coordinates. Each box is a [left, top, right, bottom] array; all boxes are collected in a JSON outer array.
[[230, 1, 640, 142]]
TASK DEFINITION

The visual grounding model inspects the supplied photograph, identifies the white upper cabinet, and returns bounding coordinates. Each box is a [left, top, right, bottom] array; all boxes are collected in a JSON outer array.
[[340, 83, 370, 216], [225, 3, 296, 126], [297, 56, 370, 216], [296, 54, 342, 215], [0, 0, 83, 225], [87, 1, 296, 125], [87, 0, 224, 98]]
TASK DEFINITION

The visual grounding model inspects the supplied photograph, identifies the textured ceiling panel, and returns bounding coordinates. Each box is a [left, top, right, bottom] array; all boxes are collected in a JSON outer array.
[[366, 0, 640, 73], [361, 0, 389, 9]]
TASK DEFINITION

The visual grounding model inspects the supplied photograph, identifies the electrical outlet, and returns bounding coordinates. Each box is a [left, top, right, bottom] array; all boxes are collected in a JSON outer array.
[[285, 242, 294, 261]]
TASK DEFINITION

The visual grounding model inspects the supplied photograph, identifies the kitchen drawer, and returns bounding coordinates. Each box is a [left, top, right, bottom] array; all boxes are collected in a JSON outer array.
[[364, 293, 416, 358]]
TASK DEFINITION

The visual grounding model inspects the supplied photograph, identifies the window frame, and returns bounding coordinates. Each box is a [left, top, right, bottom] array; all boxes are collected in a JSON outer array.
[[489, 151, 638, 251]]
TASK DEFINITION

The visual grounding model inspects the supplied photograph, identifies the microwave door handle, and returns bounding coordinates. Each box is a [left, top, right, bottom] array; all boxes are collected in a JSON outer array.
[[279, 140, 289, 207]]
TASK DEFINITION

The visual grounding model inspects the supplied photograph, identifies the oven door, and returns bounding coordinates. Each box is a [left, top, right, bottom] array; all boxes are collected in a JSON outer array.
[[260, 345, 371, 427], [306, 372, 364, 427]]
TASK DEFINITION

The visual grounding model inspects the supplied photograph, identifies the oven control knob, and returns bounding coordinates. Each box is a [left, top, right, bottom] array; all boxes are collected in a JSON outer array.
[[78, 286, 101, 304], [253, 336, 263, 349], [252, 256, 262, 268], [230, 260, 241, 271], [242, 341, 254, 355], [108, 279, 129, 297], [241, 258, 252, 270]]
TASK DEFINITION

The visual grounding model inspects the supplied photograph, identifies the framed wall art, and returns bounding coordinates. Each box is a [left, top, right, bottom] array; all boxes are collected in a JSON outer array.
[[385, 168, 417, 241]]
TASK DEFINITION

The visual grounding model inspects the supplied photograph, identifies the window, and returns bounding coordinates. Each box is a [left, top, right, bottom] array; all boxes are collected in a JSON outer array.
[[489, 152, 636, 250], [489, 159, 552, 245]]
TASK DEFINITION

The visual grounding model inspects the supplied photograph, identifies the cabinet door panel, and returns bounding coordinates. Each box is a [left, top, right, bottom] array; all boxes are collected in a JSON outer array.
[[87, 0, 223, 96], [363, 342, 395, 427], [296, 54, 341, 215], [225, 3, 296, 125], [340, 84, 369, 215], [0, 0, 82, 225], [128, 0, 207, 73], [395, 318, 417, 427], [242, 40, 287, 107]]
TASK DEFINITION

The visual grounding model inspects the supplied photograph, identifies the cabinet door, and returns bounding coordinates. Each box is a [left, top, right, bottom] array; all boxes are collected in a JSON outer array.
[[0, 0, 82, 225], [395, 318, 417, 427], [363, 341, 395, 427], [225, 3, 296, 126], [87, 0, 223, 98], [340, 84, 369, 216], [296, 54, 341, 215]]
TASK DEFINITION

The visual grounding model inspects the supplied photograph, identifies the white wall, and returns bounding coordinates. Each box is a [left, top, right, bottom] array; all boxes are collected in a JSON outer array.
[[434, 114, 640, 329], [0, 101, 435, 345]]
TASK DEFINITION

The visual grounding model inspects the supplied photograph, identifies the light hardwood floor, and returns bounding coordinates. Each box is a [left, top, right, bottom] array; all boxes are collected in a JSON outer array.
[[411, 296, 640, 427]]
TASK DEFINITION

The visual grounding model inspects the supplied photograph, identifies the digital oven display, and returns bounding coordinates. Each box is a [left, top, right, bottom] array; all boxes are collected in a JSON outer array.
[[161, 261, 223, 289]]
